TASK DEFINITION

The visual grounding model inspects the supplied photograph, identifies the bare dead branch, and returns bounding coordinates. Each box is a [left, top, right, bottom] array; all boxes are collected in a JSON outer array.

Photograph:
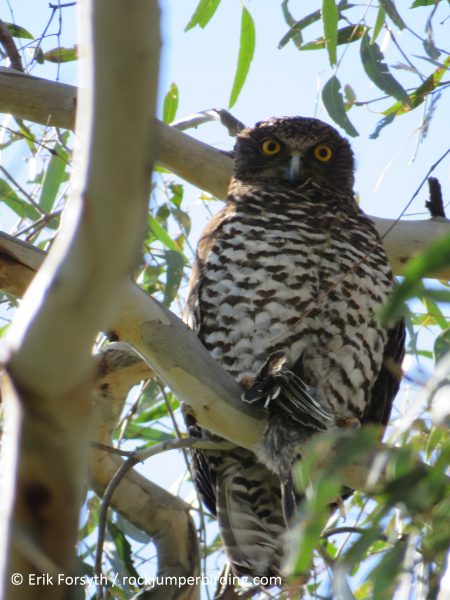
[[426, 177, 446, 218]]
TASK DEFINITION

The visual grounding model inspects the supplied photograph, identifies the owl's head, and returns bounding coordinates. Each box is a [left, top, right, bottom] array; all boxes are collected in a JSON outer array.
[[232, 116, 355, 192]]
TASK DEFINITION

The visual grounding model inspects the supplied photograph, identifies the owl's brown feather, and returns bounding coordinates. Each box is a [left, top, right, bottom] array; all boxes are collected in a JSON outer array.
[[183, 116, 404, 580]]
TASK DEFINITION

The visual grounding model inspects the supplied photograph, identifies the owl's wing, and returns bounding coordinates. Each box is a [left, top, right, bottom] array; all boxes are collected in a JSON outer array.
[[183, 203, 235, 334], [363, 319, 406, 426]]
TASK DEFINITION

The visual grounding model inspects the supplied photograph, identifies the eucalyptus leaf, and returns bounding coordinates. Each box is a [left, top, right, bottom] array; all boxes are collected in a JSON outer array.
[[299, 24, 368, 51], [434, 329, 450, 364], [360, 34, 410, 105], [371, 6, 386, 43], [163, 249, 184, 307], [185, 0, 221, 31], [322, 76, 359, 136], [4, 22, 34, 39], [278, 8, 321, 49], [383, 55, 450, 117], [147, 214, 187, 260], [411, 0, 438, 7], [322, 0, 339, 65], [43, 46, 78, 63], [0, 179, 40, 220], [107, 521, 140, 579], [162, 83, 179, 124], [379, 0, 406, 29], [39, 132, 69, 212], [280, 0, 304, 48], [229, 7, 255, 108]]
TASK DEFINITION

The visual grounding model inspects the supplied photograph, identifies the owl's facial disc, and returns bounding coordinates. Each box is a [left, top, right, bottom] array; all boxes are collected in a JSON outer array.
[[285, 152, 302, 183]]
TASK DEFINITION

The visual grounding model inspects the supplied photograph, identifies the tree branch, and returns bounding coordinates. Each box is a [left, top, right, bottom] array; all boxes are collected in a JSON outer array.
[[0, 1, 161, 597], [0, 68, 449, 278], [0, 232, 266, 451], [91, 344, 200, 600]]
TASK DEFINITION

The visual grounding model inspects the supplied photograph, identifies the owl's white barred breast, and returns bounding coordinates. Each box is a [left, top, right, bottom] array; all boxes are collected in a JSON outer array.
[[196, 192, 394, 418]]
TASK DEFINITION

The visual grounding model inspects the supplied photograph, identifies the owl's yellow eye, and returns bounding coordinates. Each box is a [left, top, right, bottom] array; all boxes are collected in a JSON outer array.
[[261, 138, 282, 156], [313, 144, 334, 162]]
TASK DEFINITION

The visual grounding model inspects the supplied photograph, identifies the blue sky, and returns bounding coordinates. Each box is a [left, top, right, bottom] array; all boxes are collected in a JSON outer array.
[[5, 1, 450, 223]]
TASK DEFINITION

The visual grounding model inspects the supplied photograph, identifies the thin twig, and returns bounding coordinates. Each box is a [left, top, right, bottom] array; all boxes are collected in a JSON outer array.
[[171, 108, 245, 137], [378, 146, 450, 241], [322, 526, 388, 541], [94, 436, 233, 597], [90, 441, 134, 457], [0, 165, 46, 216], [49, 2, 77, 8]]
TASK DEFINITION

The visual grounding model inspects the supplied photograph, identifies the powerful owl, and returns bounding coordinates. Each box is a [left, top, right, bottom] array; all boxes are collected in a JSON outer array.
[[183, 116, 405, 579]]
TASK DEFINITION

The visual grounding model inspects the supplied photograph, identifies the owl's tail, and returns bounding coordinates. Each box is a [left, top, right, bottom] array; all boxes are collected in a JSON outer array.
[[214, 448, 285, 581]]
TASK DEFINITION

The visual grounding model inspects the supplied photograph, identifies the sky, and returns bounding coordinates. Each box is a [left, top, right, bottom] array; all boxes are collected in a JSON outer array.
[[1, 0, 449, 594], [4, 0, 449, 225]]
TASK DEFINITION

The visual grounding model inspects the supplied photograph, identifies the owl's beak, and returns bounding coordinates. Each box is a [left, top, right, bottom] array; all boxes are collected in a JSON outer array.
[[286, 152, 302, 183]]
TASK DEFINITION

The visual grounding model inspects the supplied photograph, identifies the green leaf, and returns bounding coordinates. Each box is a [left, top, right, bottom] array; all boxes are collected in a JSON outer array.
[[39, 133, 69, 212], [106, 521, 139, 579], [43, 46, 78, 63], [422, 296, 448, 330], [434, 329, 450, 364], [380, 232, 450, 324], [299, 24, 368, 51], [4, 22, 34, 39], [14, 118, 37, 153], [411, 0, 438, 7], [162, 83, 179, 124], [0, 179, 40, 220], [322, 0, 339, 66], [163, 250, 184, 307], [278, 1, 355, 49], [135, 397, 179, 424], [229, 7, 255, 108], [287, 509, 329, 575], [185, 0, 221, 31], [280, 0, 304, 49], [343, 84, 357, 109], [360, 34, 410, 105], [322, 76, 359, 136], [370, 543, 407, 599], [379, 0, 406, 30], [371, 6, 386, 43], [384, 55, 450, 119], [34, 48, 44, 65], [147, 214, 187, 260], [168, 183, 184, 208], [122, 423, 174, 443], [278, 8, 321, 49]]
